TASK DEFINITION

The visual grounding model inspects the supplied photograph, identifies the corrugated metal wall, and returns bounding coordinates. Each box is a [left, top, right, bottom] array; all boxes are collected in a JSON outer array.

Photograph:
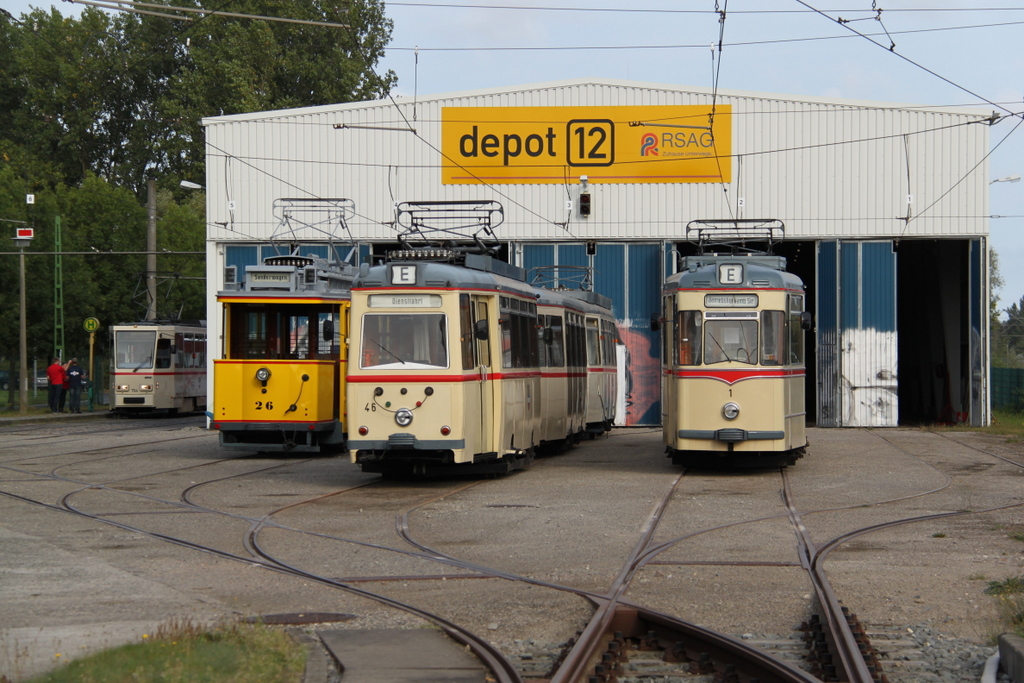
[[203, 79, 990, 249]]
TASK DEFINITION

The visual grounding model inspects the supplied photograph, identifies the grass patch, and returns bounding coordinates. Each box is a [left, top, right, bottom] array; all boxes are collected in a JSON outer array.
[[934, 408, 1024, 439], [985, 576, 1024, 596], [22, 619, 306, 683], [932, 532, 947, 538], [984, 576, 1024, 638]]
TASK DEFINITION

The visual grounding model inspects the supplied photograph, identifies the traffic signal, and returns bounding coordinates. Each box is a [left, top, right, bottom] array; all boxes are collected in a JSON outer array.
[[579, 192, 591, 217]]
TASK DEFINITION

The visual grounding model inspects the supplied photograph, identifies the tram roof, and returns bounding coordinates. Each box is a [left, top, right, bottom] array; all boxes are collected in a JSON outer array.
[[667, 254, 804, 291]]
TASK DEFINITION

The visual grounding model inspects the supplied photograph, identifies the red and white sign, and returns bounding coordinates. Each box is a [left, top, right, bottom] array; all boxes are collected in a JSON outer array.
[[16, 227, 33, 239]]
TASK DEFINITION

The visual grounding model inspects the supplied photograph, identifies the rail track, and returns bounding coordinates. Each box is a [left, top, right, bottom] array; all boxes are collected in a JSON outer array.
[[2, 423, 1020, 682]]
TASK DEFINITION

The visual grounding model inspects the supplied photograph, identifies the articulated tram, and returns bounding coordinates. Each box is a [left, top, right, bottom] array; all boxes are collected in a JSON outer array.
[[346, 200, 618, 475], [211, 251, 355, 452], [660, 224, 811, 467], [346, 250, 619, 476]]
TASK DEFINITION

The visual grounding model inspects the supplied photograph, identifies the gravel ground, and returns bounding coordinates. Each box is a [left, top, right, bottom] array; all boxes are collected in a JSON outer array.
[[2, 418, 1023, 683]]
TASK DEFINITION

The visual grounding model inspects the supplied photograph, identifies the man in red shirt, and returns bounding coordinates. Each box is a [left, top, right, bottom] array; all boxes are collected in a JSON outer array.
[[46, 357, 66, 413]]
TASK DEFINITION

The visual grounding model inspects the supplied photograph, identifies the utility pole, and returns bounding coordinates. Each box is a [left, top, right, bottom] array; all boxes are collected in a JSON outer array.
[[146, 178, 157, 320], [53, 215, 64, 359], [8, 212, 33, 416]]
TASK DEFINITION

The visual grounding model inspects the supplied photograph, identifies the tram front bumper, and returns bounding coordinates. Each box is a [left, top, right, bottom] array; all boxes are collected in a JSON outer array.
[[677, 428, 785, 443]]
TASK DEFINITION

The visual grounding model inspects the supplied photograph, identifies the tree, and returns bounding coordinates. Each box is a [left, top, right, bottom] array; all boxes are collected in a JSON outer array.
[[156, 0, 395, 185], [0, 1, 397, 405]]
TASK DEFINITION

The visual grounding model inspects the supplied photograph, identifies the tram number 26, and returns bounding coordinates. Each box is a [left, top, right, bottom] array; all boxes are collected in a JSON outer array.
[[567, 119, 614, 167], [255, 401, 274, 410]]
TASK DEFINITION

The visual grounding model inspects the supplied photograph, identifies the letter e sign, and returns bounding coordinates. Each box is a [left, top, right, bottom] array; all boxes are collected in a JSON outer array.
[[391, 265, 417, 285], [718, 263, 743, 285]]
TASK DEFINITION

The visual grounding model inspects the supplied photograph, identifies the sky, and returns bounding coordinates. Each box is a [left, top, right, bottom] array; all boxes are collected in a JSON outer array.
[[5, 0, 1024, 310]]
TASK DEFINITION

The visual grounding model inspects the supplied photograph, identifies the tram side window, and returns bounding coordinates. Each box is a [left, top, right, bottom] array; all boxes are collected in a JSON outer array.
[[155, 338, 172, 369], [761, 311, 785, 366], [704, 317, 758, 365], [661, 298, 674, 368], [600, 320, 616, 366], [175, 333, 185, 368], [565, 314, 584, 368], [539, 314, 565, 368], [316, 312, 340, 358], [460, 294, 476, 371], [675, 311, 702, 365], [586, 319, 600, 366], [182, 334, 195, 368], [361, 313, 448, 368], [500, 298, 539, 369], [116, 330, 156, 369], [788, 295, 805, 365]]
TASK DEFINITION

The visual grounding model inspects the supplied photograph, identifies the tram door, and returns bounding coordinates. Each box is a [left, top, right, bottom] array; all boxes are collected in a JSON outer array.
[[660, 294, 678, 444], [465, 295, 494, 457]]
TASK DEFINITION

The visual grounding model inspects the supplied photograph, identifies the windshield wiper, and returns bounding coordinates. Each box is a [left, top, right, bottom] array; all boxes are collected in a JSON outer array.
[[367, 338, 405, 364], [707, 334, 732, 363], [133, 356, 152, 372]]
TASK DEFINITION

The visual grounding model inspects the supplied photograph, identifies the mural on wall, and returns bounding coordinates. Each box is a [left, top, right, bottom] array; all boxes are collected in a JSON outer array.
[[618, 326, 661, 426]]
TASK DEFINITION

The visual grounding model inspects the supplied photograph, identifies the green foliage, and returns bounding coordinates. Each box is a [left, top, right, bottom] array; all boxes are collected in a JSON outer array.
[[26, 621, 306, 683], [0, 0, 395, 382]]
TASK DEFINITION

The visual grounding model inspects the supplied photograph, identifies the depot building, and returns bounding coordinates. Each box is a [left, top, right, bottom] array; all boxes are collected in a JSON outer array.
[[201, 78, 993, 428]]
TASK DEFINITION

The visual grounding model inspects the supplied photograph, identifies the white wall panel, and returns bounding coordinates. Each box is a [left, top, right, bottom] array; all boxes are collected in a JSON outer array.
[[204, 78, 990, 247]]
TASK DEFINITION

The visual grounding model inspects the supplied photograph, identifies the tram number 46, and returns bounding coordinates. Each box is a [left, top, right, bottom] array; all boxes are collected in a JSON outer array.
[[567, 119, 614, 167], [255, 401, 274, 410]]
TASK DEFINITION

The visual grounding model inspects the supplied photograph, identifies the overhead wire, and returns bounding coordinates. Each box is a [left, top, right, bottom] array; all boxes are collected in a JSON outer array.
[[792, 0, 1019, 118], [384, 3, 1024, 16], [384, 17, 1024, 52], [899, 115, 1024, 240], [708, 0, 734, 221], [11, 1, 1022, 242]]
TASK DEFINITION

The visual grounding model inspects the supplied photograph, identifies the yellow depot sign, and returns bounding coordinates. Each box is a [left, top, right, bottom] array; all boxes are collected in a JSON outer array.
[[441, 105, 731, 185]]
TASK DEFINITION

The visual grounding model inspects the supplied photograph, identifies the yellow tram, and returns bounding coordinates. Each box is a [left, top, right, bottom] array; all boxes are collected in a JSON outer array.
[[211, 252, 354, 452]]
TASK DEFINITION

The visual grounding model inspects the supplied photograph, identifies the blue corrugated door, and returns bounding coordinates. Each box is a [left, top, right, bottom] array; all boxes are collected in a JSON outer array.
[[817, 241, 841, 426]]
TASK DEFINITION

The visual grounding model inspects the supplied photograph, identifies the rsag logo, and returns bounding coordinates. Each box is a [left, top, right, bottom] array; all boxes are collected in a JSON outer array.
[[640, 133, 658, 157]]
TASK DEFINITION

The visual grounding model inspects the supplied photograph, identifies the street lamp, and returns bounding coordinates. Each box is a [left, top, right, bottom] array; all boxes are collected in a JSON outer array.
[[990, 175, 1021, 185], [180, 180, 204, 190]]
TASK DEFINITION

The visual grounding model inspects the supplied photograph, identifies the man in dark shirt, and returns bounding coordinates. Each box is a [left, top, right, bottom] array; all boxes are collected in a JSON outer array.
[[66, 358, 85, 414]]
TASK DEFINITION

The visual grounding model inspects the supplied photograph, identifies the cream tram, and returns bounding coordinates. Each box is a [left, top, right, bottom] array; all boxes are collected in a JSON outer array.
[[111, 321, 207, 414], [347, 201, 618, 476], [660, 222, 811, 467]]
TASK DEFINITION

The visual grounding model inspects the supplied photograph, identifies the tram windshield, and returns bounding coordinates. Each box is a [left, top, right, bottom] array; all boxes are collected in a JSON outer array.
[[703, 314, 758, 365], [115, 330, 156, 370], [227, 304, 340, 360], [360, 313, 448, 369]]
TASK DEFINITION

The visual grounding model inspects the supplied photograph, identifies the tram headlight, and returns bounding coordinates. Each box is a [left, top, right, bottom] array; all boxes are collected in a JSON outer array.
[[139, 384, 153, 392], [116, 384, 129, 392], [395, 408, 414, 428], [255, 367, 271, 385], [722, 402, 740, 420]]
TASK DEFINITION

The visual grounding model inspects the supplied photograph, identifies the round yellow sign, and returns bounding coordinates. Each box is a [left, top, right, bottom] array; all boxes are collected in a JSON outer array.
[[83, 317, 100, 332]]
